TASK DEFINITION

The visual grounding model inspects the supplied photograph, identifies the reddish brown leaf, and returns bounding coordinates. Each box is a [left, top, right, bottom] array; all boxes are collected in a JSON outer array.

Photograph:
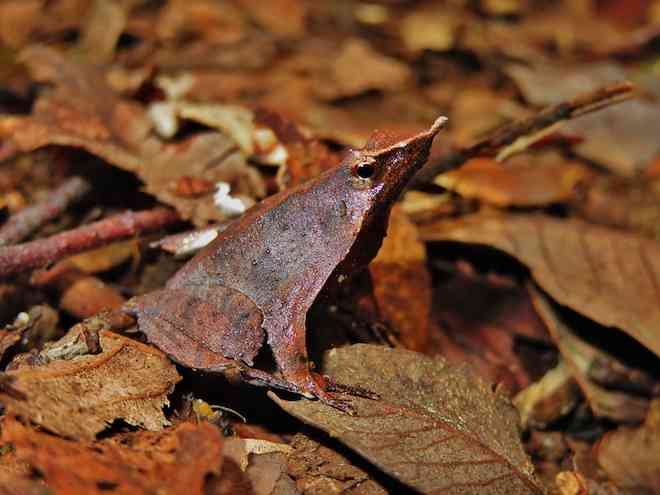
[[420, 213, 660, 358], [597, 399, 660, 493], [429, 266, 552, 394], [0, 328, 181, 440], [271, 344, 542, 494], [1, 417, 224, 495], [367, 204, 432, 351]]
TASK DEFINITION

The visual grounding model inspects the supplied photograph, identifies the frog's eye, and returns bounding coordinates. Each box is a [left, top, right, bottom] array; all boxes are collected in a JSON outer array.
[[356, 161, 376, 179], [353, 158, 377, 180]]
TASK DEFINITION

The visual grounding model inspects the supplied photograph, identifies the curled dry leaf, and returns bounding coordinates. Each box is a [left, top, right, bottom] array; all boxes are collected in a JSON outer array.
[[530, 288, 650, 423], [420, 213, 660, 359], [597, 399, 660, 494], [0, 46, 264, 226], [1, 417, 224, 495], [0, 329, 181, 440], [271, 344, 542, 494], [436, 155, 591, 207]]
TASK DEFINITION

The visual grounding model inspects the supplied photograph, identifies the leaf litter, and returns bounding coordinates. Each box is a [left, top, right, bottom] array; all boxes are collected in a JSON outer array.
[[1, 1, 660, 494]]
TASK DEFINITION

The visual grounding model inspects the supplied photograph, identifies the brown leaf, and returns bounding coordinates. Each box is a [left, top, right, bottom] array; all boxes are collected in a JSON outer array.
[[286, 433, 387, 495], [420, 213, 660, 359], [0, 329, 181, 440], [59, 275, 126, 319], [0, 46, 264, 226], [530, 288, 650, 423], [597, 399, 660, 493], [368, 205, 432, 351], [271, 344, 542, 494], [571, 175, 660, 242], [506, 63, 660, 176], [429, 266, 552, 394], [1, 417, 223, 495], [437, 154, 591, 207], [314, 38, 412, 101]]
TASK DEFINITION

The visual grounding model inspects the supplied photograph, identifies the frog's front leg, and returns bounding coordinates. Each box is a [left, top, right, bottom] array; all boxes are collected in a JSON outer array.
[[264, 316, 377, 413]]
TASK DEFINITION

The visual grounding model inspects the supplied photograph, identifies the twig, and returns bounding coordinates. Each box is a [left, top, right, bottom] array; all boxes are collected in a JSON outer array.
[[414, 81, 635, 185], [0, 176, 92, 247], [0, 208, 180, 278]]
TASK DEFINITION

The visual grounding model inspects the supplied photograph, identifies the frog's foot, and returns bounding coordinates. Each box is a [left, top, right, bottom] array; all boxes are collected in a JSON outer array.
[[295, 371, 359, 414], [240, 367, 375, 414], [322, 375, 380, 401]]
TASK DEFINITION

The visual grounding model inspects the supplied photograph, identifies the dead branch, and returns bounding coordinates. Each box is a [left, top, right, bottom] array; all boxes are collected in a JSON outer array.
[[0, 208, 180, 278], [0, 176, 91, 247], [414, 81, 635, 185]]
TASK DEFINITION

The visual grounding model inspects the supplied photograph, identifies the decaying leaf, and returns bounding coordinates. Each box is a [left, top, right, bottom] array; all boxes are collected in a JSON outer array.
[[272, 344, 542, 494], [0, 46, 265, 226], [420, 213, 660, 359], [286, 433, 387, 495], [0, 328, 181, 440], [531, 288, 650, 423], [596, 399, 660, 494], [1, 416, 224, 495]]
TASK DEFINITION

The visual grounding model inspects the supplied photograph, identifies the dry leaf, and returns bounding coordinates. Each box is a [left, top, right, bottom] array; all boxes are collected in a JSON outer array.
[[368, 205, 432, 351], [571, 175, 660, 242], [272, 344, 542, 494], [514, 361, 580, 429], [420, 213, 660, 359], [0, 329, 181, 440], [78, 0, 126, 64], [1, 417, 224, 495], [286, 433, 387, 495], [597, 399, 660, 493], [506, 63, 660, 176], [0, 46, 264, 226], [430, 266, 552, 394], [437, 154, 590, 207], [314, 38, 412, 101], [400, 5, 460, 53], [530, 288, 650, 423]]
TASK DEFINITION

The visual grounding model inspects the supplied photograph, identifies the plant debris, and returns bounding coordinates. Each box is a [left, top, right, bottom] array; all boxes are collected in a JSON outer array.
[[1, 1, 660, 493]]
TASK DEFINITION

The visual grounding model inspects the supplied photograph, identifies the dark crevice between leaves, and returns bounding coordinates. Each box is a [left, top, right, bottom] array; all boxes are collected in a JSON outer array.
[[297, 425, 421, 495]]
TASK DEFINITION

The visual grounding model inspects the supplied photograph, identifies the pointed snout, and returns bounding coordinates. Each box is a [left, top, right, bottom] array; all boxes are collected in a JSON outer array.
[[374, 115, 447, 198]]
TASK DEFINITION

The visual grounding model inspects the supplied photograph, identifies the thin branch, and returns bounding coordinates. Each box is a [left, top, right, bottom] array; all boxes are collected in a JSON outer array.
[[414, 81, 635, 185], [0, 176, 92, 247], [0, 208, 180, 278]]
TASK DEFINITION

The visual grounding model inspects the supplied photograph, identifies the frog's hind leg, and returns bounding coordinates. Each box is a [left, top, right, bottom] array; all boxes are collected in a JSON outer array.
[[123, 286, 265, 369]]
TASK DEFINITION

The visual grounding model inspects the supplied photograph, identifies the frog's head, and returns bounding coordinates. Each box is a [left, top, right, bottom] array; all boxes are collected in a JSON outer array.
[[345, 116, 447, 207]]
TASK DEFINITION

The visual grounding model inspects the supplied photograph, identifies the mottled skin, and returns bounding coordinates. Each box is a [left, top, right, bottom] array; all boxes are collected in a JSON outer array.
[[125, 117, 446, 410]]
